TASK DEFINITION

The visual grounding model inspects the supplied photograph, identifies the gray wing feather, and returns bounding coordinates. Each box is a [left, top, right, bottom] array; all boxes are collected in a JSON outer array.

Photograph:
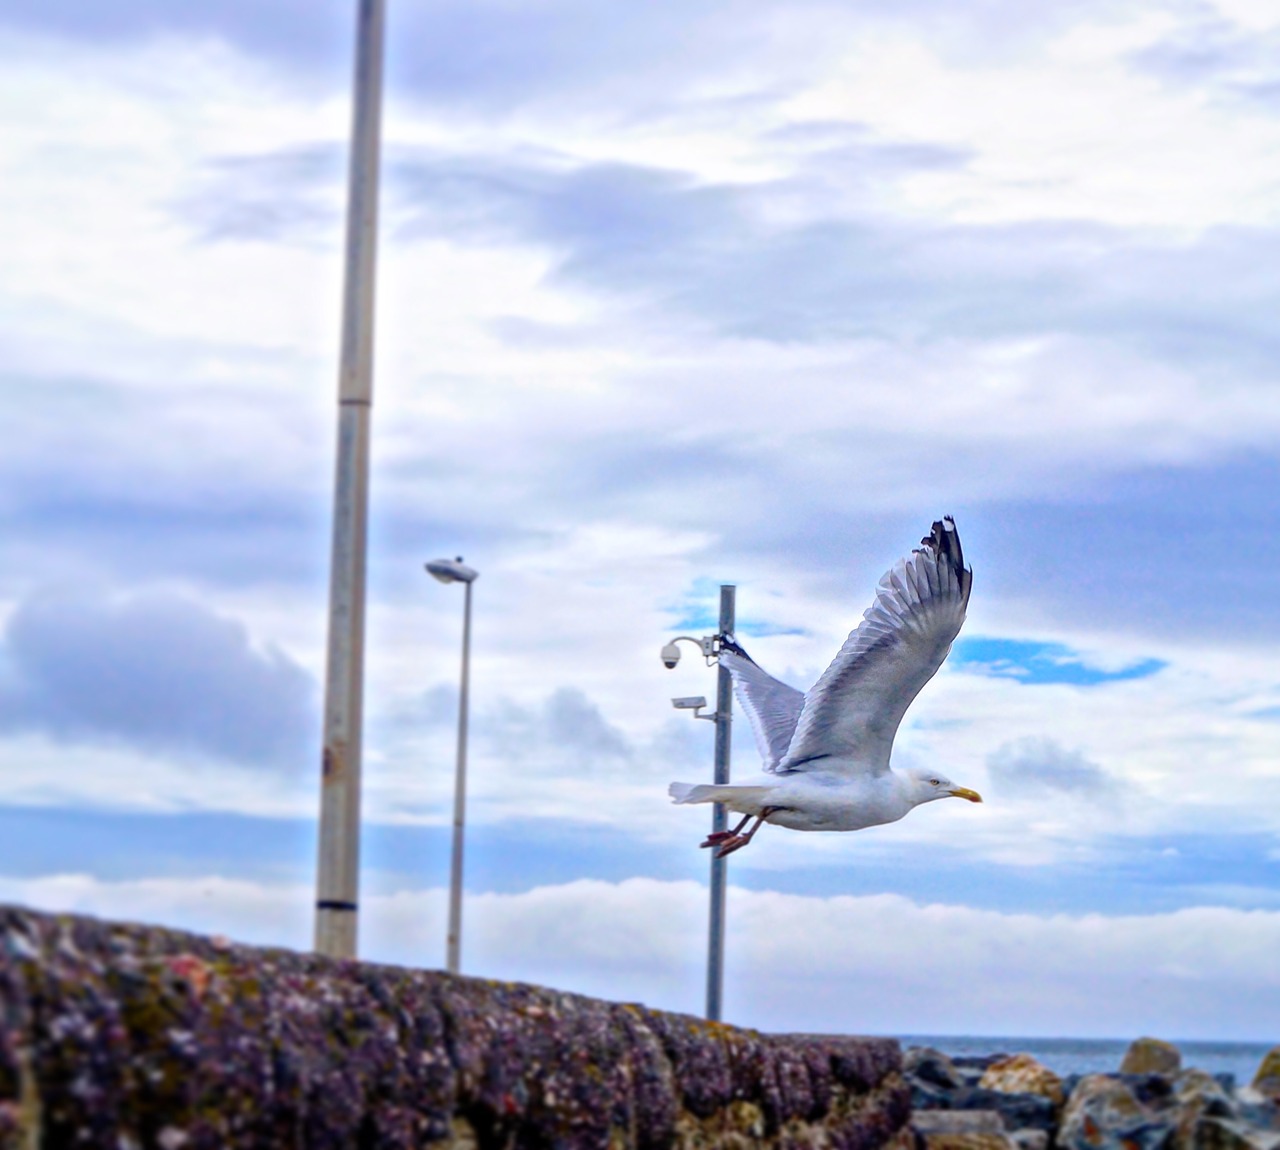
[[718, 641, 805, 773], [778, 517, 972, 777]]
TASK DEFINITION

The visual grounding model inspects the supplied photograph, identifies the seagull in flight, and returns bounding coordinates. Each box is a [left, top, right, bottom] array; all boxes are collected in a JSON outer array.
[[669, 517, 982, 858]]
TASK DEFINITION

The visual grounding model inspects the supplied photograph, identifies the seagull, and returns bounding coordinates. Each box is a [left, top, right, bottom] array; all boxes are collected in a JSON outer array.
[[669, 517, 983, 858]]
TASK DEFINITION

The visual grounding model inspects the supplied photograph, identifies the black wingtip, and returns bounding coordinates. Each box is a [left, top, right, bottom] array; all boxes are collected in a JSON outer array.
[[921, 516, 972, 599], [719, 634, 756, 664]]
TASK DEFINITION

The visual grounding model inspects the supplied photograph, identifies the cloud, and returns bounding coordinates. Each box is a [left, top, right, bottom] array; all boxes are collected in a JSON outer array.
[[986, 736, 1118, 796], [0, 589, 317, 768], [1129, 16, 1280, 109], [6, 872, 1280, 1039], [952, 638, 1165, 686], [181, 135, 1280, 404], [445, 686, 635, 765], [0, 0, 1128, 114]]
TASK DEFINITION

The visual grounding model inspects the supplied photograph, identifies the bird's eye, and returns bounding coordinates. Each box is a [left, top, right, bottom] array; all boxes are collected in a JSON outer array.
[[929, 778, 941, 786]]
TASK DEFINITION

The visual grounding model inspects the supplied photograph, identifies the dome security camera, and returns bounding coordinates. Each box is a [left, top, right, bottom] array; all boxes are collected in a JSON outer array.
[[660, 641, 681, 669]]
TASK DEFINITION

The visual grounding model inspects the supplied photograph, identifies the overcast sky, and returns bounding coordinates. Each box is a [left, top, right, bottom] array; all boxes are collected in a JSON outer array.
[[2, 0, 1280, 1042]]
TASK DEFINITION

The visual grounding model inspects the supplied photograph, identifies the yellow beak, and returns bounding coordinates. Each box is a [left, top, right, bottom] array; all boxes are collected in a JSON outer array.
[[949, 787, 983, 803]]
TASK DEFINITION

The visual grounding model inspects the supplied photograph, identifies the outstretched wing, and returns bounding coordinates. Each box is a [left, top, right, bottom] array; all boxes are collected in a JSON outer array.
[[777, 517, 972, 777], [718, 637, 805, 773]]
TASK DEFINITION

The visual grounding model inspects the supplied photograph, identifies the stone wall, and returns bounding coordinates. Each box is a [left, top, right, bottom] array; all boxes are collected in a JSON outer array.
[[0, 905, 911, 1150]]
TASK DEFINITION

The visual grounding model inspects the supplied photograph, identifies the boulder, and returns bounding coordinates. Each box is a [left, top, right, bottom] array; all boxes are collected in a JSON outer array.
[[1011, 1131, 1050, 1150], [1121, 1038, 1183, 1077], [950, 1087, 1058, 1134], [1253, 1049, 1280, 1102], [920, 1135, 1016, 1150], [1174, 1070, 1234, 1114], [1059, 1073, 1176, 1150], [955, 1056, 1013, 1075], [1173, 1070, 1239, 1150], [908, 1048, 967, 1092], [1184, 1116, 1280, 1150], [1236, 1098, 1280, 1134], [1124, 1074, 1178, 1108], [980, 1054, 1065, 1108], [913, 1080, 961, 1110], [914, 1111, 1005, 1135]]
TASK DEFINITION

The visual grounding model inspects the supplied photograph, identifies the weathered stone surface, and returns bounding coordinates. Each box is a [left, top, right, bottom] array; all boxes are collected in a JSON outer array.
[[1009, 1130, 1048, 1150], [907, 1049, 965, 1092], [1253, 1050, 1280, 1102], [947, 1088, 1057, 1134], [1236, 1098, 1280, 1134], [1121, 1039, 1183, 1077], [1058, 1073, 1175, 1150], [913, 1110, 1004, 1135], [0, 905, 910, 1150], [1173, 1070, 1239, 1150], [919, 1133, 1016, 1150], [979, 1055, 1064, 1109], [1187, 1116, 1280, 1150]]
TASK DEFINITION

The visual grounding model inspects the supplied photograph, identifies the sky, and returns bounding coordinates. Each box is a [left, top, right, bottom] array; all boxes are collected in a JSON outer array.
[[2, 0, 1280, 1043]]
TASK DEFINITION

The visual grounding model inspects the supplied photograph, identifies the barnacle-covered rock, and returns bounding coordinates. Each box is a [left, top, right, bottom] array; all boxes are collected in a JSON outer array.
[[0, 904, 910, 1149]]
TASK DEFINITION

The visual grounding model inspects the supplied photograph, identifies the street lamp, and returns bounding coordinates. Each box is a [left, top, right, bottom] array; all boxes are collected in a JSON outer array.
[[661, 584, 735, 1021], [426, 556, 479, 974]]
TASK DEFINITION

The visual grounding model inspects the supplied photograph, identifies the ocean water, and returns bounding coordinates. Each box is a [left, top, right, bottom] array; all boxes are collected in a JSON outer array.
[[899, 1036, 1277, 1089]]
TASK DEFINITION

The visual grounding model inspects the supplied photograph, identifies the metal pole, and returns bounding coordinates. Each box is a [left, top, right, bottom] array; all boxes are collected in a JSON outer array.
[[314, 0, 387, 959], [706, 584, 735, 1020], [446, 579, 473, 974]]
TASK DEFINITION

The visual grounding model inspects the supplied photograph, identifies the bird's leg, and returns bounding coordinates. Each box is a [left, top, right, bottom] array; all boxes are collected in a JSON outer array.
[[713, 807, 781, 859], [700, 812, 753, 849]]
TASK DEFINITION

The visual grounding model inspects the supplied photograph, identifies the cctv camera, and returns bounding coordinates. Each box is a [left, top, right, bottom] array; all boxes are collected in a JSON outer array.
[[660, 641, 681, 669]]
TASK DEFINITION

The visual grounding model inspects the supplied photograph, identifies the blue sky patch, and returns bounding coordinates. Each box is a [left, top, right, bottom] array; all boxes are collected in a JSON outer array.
[[666, 577, 804, 638], [951, 637, 1166, 686]]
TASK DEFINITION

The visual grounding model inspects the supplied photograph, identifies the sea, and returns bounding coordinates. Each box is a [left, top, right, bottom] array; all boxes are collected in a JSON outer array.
[[898, 1036, 1276, 1089]]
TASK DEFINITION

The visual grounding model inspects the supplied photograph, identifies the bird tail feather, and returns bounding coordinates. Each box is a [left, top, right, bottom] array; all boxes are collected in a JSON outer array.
[[668, 782, 774, 814]]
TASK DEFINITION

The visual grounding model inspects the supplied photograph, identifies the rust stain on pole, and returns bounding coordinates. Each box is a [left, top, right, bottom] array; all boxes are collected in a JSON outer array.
[[322, 742, 347, 780]]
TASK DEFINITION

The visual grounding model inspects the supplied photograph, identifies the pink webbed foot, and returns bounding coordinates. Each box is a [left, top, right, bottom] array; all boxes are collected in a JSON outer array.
[[700, 830, 737, 849], [714, 835, 751, 858]]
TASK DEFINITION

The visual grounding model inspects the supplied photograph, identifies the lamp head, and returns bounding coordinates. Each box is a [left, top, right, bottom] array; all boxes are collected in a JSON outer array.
[[426, 557, 479, 584]]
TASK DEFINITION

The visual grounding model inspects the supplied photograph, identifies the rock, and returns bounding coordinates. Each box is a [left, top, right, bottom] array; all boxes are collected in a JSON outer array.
[[1174, 1070, 1239, 1150], [1175, 1070, 1234, 1115], [956, 1056, 1012, 1073], [1236, 1098, 1280, 1133], [1059, 1073, 1176, 1150], [914, 1111, 1005, 1135], [0, 904, 913, 1150], [1124, 1074, 1178, 1108], [1122, 1038, 1183, 1077], [913, 1080, 959, 1110], [980, 1054, 1065, 1108], [1011, 1130, 1049, 1150], [908, 1048, 966, 1092], [1186, 1116, 1280, 1150], [950, 1087, 1058, 1134], [920, 1135, 1017, 1150], [1253, 1049, 1280, 1102]]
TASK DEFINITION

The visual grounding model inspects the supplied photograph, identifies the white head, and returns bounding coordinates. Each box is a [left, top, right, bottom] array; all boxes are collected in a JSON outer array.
[[904, 768, 983, 808]]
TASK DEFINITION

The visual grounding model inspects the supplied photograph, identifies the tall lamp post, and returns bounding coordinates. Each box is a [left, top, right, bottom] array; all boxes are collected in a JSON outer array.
[[426, 557, 479, 974], [314, 0, 387, 960], [661, 584, 735, 1021]]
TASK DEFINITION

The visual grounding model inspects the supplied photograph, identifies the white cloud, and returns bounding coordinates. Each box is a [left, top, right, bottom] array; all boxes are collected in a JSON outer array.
[[2, 0, 1280, 987], [5, 872, 1280, 1040]]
